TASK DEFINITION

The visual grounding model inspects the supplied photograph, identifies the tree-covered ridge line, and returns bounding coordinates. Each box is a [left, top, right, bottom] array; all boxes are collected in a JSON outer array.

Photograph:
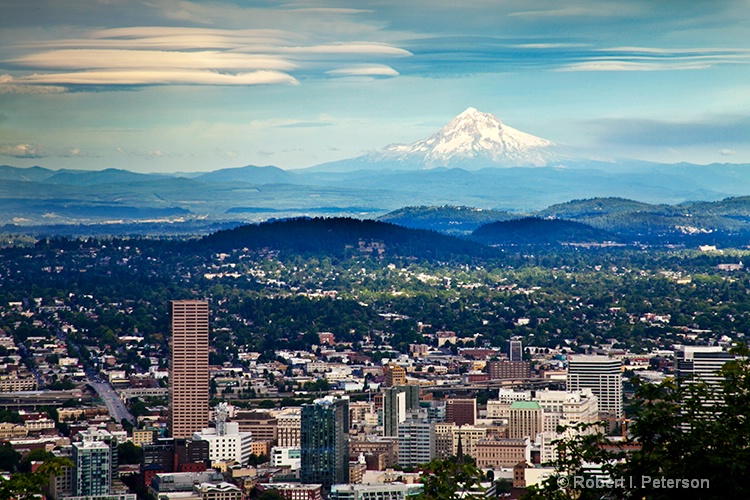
[[471, 218, 617, 245], [197, 217, 497, 259], [379, 197, 750, 244]]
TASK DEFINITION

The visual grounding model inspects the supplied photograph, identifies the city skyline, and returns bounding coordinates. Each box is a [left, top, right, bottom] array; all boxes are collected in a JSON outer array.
[[1, 0, 749, 172]]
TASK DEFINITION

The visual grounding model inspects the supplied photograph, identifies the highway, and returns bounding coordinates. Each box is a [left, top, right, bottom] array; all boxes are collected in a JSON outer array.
[[89, 378, 135, 425]]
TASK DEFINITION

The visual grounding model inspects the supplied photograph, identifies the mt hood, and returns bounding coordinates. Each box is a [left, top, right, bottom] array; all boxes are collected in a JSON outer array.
[[311, 107, 560, 172]]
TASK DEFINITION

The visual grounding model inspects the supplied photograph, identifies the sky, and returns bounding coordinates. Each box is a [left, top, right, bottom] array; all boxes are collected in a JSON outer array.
[[1, 0, 749, 172]]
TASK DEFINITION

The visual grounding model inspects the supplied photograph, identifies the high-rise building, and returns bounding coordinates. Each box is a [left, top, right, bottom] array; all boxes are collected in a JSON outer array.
[[445, 398, 476, 426], [383, 389, 406, 438], [72, 439, 111, 496], [567, 355, 622, 421], [434, 423, 455, 459], [508, 401, 543, 439], [509, 340, 523, 362], [301, 397, 349, 489], [277, 408, 302, 447], [383, 385, 420, 437], [674, 345, 736, 424], [397, 410, 435, 467], [674, 345, 735, 388], [75, 427, 119, 483], [170, 300, 210, 439]]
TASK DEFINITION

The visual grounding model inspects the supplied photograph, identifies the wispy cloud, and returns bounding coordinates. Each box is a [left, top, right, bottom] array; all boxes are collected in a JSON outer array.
[[10, 70, 298, 86], [557, 46, 750, 71], [279, 122, 335, 129], [559, 61, 713, 72], [1, 17, 409, 91]]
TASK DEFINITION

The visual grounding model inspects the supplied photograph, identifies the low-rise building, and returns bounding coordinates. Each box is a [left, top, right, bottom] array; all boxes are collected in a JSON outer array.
[[195, 481, 242, 500], [193, 414, 253, 466], [259, 483, 323, 500], [475, 437, 530, 468], [329, 483, 423, 500]]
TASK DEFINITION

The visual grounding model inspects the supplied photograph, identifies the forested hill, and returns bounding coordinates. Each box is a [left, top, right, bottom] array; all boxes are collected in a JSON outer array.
[[197, 217, 497, 260], [378, 205, 515, 234], [472, 217, 617, 245]]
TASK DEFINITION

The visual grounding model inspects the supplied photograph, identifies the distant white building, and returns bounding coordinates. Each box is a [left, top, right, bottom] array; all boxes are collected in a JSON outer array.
[[194, 403, 253, 465], [486, 389, 531, 419], [533, 389, 601, 465], [533, 388, 599, 433]]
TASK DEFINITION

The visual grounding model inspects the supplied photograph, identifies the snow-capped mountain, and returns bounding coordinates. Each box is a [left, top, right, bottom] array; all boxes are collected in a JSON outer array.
[[372, 107, 558, 168], [310, 107, 561, 172]]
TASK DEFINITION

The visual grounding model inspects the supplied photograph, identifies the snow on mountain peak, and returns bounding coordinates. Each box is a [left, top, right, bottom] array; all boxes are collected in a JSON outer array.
[[374, 107, 558, 168]]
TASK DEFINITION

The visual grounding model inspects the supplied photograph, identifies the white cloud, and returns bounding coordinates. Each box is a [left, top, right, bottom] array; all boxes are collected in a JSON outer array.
[[11, 49, 297, 71], [326, 65, 399, 77], [0, 143, 44, 158], [720, 149, 736, 156]]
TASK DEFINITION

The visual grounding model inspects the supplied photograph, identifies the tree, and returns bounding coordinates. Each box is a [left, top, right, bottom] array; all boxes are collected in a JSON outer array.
[[0, 409, 22, 424], [18, 449, 54, 473], [247, 453, 268, 466], [257, 489, 286, 500], [0, 456, 73, 499], [419, 457, 486, 500], [0, 443, 21, 473], [117, 441, 142, 465]]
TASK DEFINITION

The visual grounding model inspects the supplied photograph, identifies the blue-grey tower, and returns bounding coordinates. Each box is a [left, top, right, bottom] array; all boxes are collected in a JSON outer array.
[[300, 396, 349, 489]]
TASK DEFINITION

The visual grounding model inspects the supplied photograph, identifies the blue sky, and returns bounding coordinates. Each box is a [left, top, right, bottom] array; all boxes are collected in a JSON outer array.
[[1, 0, 749, 172]]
